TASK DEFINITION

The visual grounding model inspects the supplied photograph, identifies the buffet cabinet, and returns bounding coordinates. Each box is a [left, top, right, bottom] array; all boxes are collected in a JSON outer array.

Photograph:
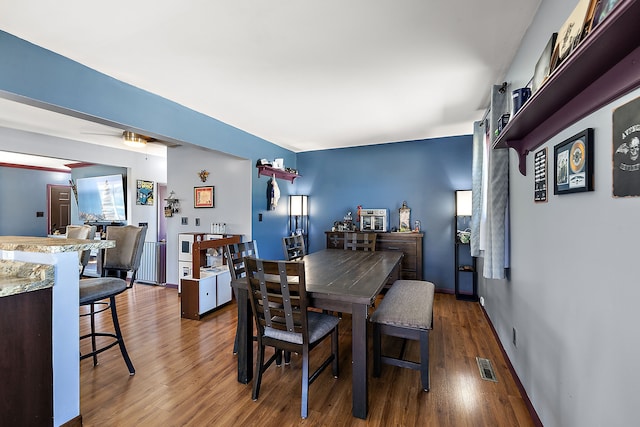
[[325, 231, 423, 280], [180, 268, 232, 320]]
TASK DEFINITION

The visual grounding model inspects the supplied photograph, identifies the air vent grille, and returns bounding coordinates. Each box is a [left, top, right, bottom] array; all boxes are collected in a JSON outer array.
[[476, 357, 498, 382]]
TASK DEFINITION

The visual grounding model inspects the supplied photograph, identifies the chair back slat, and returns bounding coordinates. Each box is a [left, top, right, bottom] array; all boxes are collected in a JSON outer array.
[[224, 241, 259, 280], [245, 257, 307, 337], [344, 232, 377, 251], [282, 235, 306, 260]]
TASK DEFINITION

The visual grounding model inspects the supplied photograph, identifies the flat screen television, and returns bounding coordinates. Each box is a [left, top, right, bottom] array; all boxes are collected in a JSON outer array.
[[76, 174, 127, 222]]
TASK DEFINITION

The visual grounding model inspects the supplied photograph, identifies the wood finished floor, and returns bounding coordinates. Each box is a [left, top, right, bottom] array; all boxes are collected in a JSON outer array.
[[79, 284, 535, 426]]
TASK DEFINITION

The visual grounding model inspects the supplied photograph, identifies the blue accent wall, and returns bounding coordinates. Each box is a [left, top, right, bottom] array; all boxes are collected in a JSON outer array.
[[0, 30, 295, 258], [297, 136, 472, 292], [0, 166, 70, 236], [0, 30, 473, 272]]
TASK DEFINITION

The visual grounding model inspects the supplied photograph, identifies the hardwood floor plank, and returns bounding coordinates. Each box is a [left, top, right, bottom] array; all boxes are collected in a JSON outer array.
[[78, 285, 535, 426]]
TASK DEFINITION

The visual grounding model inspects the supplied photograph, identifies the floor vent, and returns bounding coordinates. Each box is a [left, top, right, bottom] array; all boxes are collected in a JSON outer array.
[[476, 357, 498, 382]]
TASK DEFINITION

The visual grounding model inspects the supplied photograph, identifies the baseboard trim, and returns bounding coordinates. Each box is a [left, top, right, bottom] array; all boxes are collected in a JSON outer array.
[[480, 305, 543, 427]]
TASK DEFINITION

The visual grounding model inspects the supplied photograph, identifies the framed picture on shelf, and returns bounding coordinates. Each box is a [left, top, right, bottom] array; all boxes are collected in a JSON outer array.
[[554, 128, 594, 195], [532, 33, 557, 94], [194, 186, 214, 208], [136, 180, 154, 205], [591, 0, 623, 30], [550, 0, 593, 72]]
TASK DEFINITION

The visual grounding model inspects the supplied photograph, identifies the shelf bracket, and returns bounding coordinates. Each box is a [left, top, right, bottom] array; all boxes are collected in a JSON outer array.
[[505, 139, 528, 176]]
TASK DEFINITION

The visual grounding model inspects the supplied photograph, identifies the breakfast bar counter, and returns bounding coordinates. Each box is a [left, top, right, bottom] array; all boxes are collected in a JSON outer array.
[[0, 236, 114, 426]]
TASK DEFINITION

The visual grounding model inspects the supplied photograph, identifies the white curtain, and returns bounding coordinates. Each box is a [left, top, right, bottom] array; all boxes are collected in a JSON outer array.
[[471, 115, 510, 280]]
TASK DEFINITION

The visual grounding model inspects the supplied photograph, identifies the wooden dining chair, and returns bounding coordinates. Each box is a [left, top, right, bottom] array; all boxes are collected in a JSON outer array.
[[344, 232, 377, 251], [244, 256, 340, 419], [224, 241, 260, 355], [282, 234, 306, 260]]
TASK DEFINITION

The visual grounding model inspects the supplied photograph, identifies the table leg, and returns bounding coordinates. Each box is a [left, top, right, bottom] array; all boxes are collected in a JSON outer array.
[[236, 288, 252, 384], [352, 303, 368, 419]]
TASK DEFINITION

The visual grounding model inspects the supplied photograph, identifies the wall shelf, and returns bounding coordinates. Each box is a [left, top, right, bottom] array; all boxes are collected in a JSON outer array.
[[492, 0, 640, 176], [257, 165, 300, 183]]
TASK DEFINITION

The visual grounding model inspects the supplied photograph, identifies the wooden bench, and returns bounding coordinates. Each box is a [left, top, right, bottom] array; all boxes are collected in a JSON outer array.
[[370, 280, 435, 391]]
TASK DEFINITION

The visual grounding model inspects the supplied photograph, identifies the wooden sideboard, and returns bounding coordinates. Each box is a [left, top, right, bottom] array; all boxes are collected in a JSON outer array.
[[325, 231, 423, 280]]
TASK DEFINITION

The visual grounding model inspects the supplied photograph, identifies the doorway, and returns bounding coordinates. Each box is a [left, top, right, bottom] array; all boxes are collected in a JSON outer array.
[[48, 184, 72, 235]]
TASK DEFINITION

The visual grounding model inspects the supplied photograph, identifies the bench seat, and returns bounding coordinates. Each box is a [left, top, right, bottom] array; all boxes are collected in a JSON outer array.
[[370, 280, 435, 391]]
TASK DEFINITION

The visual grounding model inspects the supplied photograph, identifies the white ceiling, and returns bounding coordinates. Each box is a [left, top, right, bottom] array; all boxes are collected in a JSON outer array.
[[0, 0, 541, 155]]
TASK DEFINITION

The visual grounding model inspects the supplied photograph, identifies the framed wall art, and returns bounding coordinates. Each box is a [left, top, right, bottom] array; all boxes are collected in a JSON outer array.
[[554, 128, 594, 195], [136, 180, 154, 205], [550, 0, 592, 72], [612, 96, 640, 197], [532, 33, 557, 94], [194, 186, 214, 208], [534, 148, 548, 202]]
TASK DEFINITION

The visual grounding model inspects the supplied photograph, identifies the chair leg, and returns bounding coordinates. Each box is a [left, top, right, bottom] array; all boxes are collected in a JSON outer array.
[[373, 322, 381, 377], [233, 325, 240, 355], [301, 347, 309, 419], [419, 329, 430, 391], [89, 303, 99, 367], [252, 344, 265, 401], [331, 327, 339, 378], [109, 296, 135, 375]]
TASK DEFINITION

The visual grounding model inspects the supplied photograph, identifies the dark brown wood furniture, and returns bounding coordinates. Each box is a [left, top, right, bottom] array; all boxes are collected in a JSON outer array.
[[224, 240, 259, 354], [282, 234, 306, 260], [326, 231, 423, 280], [232, 248, 403, 419], [180, 235, 242, 320], [1, 287, 53, 425], [244, 257, 339, 419], [256, 165, 300, 183], [371, 279, 435, 392], [343, 232, 377, 251]]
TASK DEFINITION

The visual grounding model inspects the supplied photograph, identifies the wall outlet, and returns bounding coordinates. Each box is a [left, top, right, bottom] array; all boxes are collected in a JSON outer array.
[[512, 327, 517, 347], [181, 217, 188, 225], [195, 218, 200, 226], [479, 296, 485, 306]]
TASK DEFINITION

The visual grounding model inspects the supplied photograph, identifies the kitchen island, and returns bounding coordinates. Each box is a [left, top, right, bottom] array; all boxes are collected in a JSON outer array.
[[0, 236, 114, 427]]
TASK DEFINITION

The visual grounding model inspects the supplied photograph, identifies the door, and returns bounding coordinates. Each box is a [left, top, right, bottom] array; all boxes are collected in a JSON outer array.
[[48, 184, 71, 235]]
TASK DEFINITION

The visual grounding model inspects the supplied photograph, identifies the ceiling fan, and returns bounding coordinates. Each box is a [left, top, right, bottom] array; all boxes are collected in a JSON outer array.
[[80, 128, 180, 148]]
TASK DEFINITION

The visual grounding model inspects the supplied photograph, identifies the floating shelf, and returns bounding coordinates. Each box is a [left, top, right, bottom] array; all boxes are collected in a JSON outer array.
[[257, 165, 300, 183], [493, 0, 640, 175]]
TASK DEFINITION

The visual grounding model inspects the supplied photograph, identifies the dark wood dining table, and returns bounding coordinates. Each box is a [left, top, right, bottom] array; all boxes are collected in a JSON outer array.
[[232, 248, 403, 419]]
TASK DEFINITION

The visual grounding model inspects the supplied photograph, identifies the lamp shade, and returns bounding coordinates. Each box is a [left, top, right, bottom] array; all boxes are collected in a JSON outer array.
[[456, 190, 472, 216], [290, 195, 308, 216]]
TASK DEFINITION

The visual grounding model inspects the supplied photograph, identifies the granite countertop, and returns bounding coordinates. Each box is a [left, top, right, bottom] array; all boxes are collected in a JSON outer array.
[[0, 260, 55, 297], [0, 236, 115, 253]]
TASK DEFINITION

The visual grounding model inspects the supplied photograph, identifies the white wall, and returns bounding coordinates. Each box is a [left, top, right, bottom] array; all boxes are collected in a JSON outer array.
[[0, 127, 167, 240], [480, 1, 640, 426], [165, 144, 251, 286]]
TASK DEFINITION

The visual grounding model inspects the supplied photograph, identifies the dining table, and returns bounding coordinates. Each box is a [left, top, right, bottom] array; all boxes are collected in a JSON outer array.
[[232, 248, 403, 420]]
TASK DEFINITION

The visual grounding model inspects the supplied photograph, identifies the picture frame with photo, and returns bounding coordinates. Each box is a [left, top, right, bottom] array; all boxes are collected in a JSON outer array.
[[194, 186, 214, 208], [590, 0, 623, 30], [136, 180, 154, 205], [532, 33, 557, 94], [554, 128, 594, 195], [549, 0, 594, 72]]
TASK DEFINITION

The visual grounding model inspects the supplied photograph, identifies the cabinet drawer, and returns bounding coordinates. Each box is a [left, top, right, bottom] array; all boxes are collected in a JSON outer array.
[[216, 270, 232, 305], [199, 277, 217, 314], [377, 241, 416, 255]]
